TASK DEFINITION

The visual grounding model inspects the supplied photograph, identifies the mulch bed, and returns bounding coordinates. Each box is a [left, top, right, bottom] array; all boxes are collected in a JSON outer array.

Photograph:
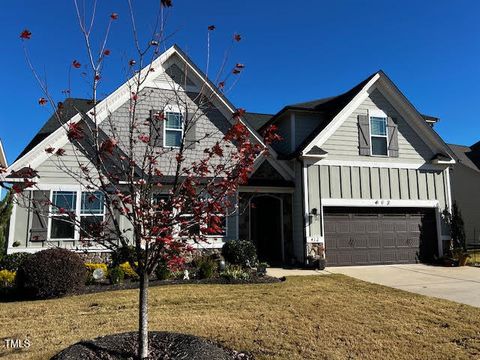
[[0, 275, 283, 302], [81, 275, 283, 295], [51, 331, 255, 360]]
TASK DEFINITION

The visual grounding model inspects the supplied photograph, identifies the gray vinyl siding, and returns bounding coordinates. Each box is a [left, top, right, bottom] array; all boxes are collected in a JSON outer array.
[[322, 89, 434, 163], [292, 161, 305, 262], [272, 113, 291, 155], [306, 164, 450, 236], [35, 143, 93, 184], [100, 87, 235, 176], [294, 112, 323, 148], [451, 165, 480, 245]]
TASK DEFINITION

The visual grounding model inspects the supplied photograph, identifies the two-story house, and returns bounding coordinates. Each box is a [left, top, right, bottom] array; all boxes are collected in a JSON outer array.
[[5, 45, 455, 267]]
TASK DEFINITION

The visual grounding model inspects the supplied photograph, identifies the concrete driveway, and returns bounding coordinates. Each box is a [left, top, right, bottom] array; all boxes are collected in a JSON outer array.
[[327, 264, 480, 307]]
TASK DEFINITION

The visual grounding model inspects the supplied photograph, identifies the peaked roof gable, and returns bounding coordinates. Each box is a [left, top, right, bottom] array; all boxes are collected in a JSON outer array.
[[8, 45, 294, 181], [299, 71, 455, 161]]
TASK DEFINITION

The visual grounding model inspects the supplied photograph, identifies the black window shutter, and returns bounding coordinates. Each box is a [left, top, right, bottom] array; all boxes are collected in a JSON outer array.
[[30, 190, 50, 242], [149, 110, 164, 147], [358, 114, 371, 156], [184, 112, 196, 149], [387, 117, 399, 157]]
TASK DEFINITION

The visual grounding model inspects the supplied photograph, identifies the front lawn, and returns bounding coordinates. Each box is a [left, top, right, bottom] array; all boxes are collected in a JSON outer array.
[[1, 275, 480, 359]]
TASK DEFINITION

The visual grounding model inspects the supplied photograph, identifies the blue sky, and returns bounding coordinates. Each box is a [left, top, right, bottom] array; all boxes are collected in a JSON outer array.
[[1, 0, 479, 164]]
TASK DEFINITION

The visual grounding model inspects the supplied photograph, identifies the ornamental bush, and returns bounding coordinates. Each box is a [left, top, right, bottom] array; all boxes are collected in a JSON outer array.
[[0, 252, 32, 272], [220, 265, 250, 281], [0, 269, 15, 287], [16, 248, 87, 299], [221, 240, 257, 267], [193, 255, 217, 279], [111, 246, 144, 267], [119, 262, 139, 280], [108, 266, 125, 285]]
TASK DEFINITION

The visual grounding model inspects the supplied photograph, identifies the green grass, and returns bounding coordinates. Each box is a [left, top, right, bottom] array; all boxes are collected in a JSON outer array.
[[1, 275, 480, 359]]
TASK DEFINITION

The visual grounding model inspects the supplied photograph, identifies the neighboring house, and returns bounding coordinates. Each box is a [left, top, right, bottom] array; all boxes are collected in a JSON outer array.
[[5, 45, 456, 267], [448, 142, 480, 247]]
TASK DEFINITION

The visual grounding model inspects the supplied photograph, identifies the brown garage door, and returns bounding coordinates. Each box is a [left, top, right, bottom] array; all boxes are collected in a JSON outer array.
[[324, 207, 437, 266]]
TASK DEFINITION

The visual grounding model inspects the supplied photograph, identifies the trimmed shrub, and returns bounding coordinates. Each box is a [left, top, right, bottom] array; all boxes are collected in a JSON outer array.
[[220, 265, 250, 281], [16, 248, 86, 299], [111, 246, 144, 267], [119, 262, 139, 280], [155, 262, 171, 280], [0, 269, 15, 287], [108, 266, 125, 285], [221, 240, 257, 267], [194, 256, 217, 279], [0, 252, 32, 272], [85, 263, 108, 284]]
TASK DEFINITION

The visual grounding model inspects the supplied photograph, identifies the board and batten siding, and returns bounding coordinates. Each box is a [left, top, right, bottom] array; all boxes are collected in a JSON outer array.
[[306, 164, 450, 238], [322, 88, 434, 163]]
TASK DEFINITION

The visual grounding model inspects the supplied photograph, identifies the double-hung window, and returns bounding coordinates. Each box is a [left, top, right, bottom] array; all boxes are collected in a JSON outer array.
[[49, 190, 105, 240], [50, 191, 77, 239], [80, 191, 105, 239], [370, 116, 388, 156], [164, 111, 183, 147]]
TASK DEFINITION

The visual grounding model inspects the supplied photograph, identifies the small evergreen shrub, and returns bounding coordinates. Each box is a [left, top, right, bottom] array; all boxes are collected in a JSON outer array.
[[155, 262, 171, 280], [0, 252, 32, 272], [221, 240, 257, 267], [16, 248, 86, 299], [194, 255, 217, 279], [0, 269, 15, 287], [108, 266, 125, 285]]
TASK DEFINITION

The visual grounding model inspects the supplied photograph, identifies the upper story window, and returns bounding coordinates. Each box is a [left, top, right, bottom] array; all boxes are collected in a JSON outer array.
[[370, 116, 388, 156], [164, 111, 183, 147]]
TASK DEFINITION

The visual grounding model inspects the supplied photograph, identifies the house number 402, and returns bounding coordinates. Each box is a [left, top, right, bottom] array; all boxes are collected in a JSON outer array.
[[4, 338, 31, 349]]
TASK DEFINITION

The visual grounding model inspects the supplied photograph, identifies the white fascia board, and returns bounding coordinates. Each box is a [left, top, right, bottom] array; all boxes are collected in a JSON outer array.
[[321, 198, 439, 208], [0, 140, 7, 168], [375, 76, 456, 160], [7, 46, 177, 174], [301, 73, 381, 155]]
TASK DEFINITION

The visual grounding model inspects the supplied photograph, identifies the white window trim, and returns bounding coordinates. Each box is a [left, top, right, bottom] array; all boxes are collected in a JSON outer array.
[[163, 104, 184, 148], [369, 110, 389, 157], [47, 189, 105, 241]]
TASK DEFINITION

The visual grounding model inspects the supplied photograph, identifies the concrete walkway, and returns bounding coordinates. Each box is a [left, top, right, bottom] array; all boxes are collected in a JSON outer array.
[[268, 264, 480, 307]]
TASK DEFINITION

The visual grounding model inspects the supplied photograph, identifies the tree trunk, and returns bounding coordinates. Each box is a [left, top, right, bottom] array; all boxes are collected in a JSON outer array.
[[138, 271, 149, 359]]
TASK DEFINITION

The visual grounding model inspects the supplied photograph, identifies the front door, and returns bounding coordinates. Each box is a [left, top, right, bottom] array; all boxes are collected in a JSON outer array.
[[250, 196, 283, 264]]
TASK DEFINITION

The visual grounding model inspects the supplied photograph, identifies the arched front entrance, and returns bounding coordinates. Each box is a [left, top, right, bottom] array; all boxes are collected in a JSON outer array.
[[250, 195, 283, 265]]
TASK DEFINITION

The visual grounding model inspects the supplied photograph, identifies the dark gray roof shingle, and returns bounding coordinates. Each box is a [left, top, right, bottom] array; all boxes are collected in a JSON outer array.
[[448, 143, 480, 173], [243, 112, 273, 131], [16, 98, 95, 161]]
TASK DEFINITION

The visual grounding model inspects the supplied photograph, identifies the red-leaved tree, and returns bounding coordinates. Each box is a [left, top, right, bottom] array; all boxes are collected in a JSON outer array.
[[8, 1, 279, 358]]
